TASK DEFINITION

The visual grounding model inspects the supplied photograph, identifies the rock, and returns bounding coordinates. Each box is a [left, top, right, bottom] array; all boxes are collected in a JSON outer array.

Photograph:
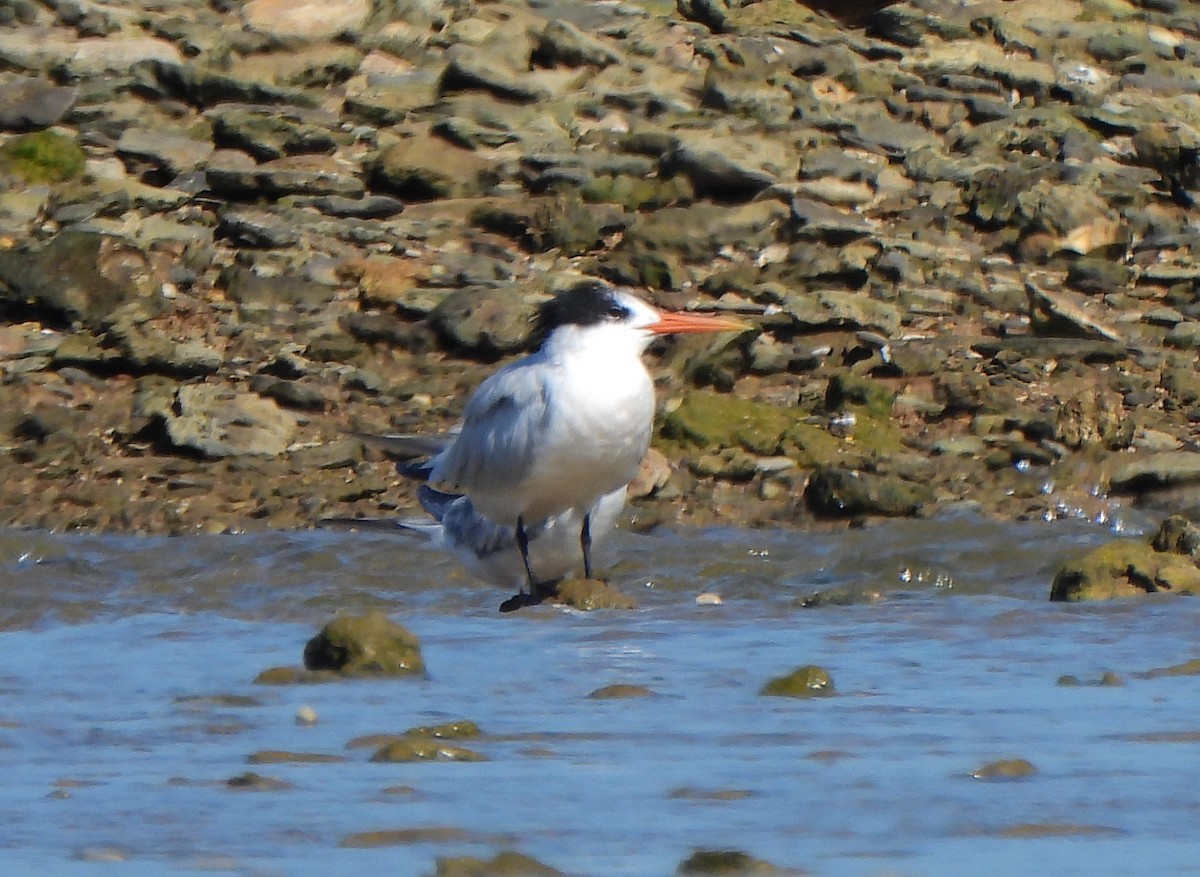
[[430, 286, 538, 357], [972, 758, 1037, 780], [164, 384, 298, 458], [368, 135, 493, 201], [661, 391, 795, 455], [226, 771, 295, 792], [804, 466, 932, 518], [532, 19, 622, 68], [303, 611, 425, 677], [242, 0, 372, 42], [660, 132, 796, 202], [1110, 452, 1200, 493], [0, 76, 77, 131], [552, 579, 638, 610], [760, 665, 834, 698], [433, 851, 564, 877], [1150, 515, 1200, 560], [370, 739, 486, 762], [1049, 538, 1200, 601], [0, 231, 153, 326], [210, 107, 339, 161], [116, 128, 214, 178], [208, 154, 365, 199], [588, 684, 655, 699], [677, 848, 786, 875]]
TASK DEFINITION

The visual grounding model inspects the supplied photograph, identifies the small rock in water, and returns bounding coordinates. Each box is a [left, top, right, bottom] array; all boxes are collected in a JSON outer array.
[[972, 758, 1038, 780], [295, 705, 318, 726], [434, 850, 564, 876], [760, 665, 835, 698], [553, 578, 638, 611], [588, 683, 655, 699], [302, 611, 425, 677], [677, 848, 783, 875], [695, 592, 723, 605]]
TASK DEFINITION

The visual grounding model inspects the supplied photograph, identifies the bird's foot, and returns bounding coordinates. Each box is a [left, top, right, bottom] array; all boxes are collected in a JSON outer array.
[[498, 580, 559, 613]]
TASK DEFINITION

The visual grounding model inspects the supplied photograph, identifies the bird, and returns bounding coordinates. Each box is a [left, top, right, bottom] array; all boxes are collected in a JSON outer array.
[[380, 280, 749, 604]]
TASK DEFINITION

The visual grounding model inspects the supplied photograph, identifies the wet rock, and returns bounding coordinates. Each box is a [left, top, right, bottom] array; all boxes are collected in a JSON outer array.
[[164, 384, 297, 458], [370, 739, 486, 762], [972, 758, 1037, 780], [247, 750, 347, 764], [303, 611, 425, 677], [677, 848, 783, 875], [804, 467, 931, 518], [552, 579, 638, 611], [434, 851, 564, 877], [1109, 452, 1200, 494], [1049, 538, 1200, 601], [588, 683, 655, 699], [226, 771, 295, 791], [341, 827, 477, 848], [1150, 515, 1200, 560], [760, 665, 834, 698]]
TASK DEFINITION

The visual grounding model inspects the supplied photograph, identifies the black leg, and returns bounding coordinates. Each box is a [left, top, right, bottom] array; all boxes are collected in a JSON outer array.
[[581, 512, 593, 580], [516, 515, 537, 592]]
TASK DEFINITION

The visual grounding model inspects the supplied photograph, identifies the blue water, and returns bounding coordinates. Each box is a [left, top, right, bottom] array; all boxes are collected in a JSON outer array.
[[0, 516, 1197, 876]]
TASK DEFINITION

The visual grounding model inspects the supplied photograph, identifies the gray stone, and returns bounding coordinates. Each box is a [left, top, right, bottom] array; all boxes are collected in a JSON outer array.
[[0, 76, 77, 131], [165, 384, 298, 458]]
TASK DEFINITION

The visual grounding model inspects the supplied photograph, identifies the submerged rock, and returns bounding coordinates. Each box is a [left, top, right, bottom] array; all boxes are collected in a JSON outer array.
[[370, 739, 486, 762], [302, 611, 425, 677], [760, 665, 834, 698], [434, 851, 564, 877], [972, 758, 1038, 780], [677, 848, 786, 875]]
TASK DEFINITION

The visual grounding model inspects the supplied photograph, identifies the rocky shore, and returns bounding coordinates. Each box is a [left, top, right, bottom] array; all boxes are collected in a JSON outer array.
[[1, 0, 1199, 585]]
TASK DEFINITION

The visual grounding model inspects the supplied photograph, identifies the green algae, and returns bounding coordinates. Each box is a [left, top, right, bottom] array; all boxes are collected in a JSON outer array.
[[0, 130, 85, 183]]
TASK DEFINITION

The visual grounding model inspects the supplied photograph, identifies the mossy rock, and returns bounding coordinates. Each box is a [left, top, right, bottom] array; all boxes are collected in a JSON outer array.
[[760, 665, 834, 698], [678, 848, 781, 874], [1049, 539, 1200, 601], [302, 611, 425, 677], [435, 851, 564, 876], [370, 739, 486, 763], [406, 720, 482, 740], [825, 373, 894, 418], [0, 130, 85, 183], [553, 578, 637, 610], [661, 391, 797, 454]]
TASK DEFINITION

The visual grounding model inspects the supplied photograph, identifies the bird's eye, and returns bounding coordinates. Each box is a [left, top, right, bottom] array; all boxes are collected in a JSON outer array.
[[606, 304, 628, 319]]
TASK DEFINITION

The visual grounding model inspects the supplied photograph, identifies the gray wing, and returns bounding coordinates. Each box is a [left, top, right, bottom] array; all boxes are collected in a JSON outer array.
[[427, 357, 551, 495]]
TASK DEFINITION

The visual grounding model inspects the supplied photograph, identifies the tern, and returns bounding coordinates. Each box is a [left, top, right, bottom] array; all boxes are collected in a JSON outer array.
[[380, 281, 748, 602]]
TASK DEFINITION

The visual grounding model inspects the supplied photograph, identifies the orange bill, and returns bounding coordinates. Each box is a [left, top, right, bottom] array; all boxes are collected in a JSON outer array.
[[648, 310, 753, 335]]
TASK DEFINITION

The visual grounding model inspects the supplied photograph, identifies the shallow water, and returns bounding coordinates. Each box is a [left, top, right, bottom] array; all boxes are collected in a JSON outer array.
[[1, 514, 1198, 876]]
